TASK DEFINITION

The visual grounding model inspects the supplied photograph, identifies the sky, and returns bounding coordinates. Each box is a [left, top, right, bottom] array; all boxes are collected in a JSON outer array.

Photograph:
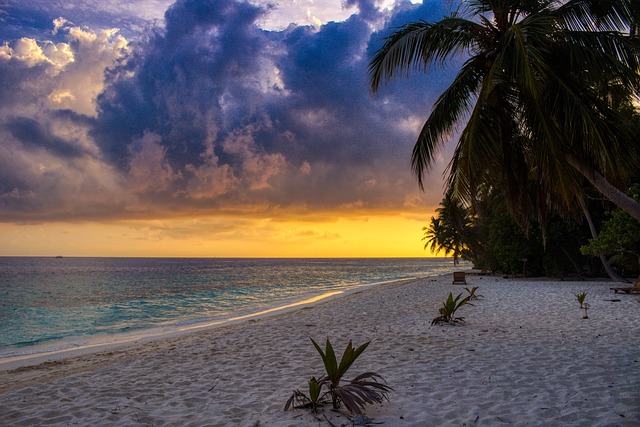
[[0, 0, 461, 257]]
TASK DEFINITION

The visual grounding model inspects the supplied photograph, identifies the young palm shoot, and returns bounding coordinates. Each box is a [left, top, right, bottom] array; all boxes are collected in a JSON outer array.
[[284, 377, 324, 413], [286, 339, 392, 415], [432, 292, 472, 325], [464, 286, 483, 300], [575, 291, 588, 309], [310, 338, 392, 414]]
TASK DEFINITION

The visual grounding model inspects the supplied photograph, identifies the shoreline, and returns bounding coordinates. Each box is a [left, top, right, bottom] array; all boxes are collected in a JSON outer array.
[[1, 274, 639, 426], [0, 277, 419, 372]]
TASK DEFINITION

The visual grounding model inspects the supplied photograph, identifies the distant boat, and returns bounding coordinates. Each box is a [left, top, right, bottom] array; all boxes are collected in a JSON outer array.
[[55, 256, 63, 258]]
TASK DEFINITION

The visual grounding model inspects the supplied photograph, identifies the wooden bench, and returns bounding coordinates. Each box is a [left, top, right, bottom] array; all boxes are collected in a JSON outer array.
[[452, 271, 467, 285], [610, 282, 640, 294]]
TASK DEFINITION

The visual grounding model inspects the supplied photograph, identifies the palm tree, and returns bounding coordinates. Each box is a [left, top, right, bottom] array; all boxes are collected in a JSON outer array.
[[422, 191, 475, 264], [422, 217, 455, 259], [369, 0, 640, 223]]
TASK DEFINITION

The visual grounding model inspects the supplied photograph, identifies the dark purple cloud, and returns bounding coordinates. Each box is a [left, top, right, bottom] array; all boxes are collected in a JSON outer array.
[[7, 116, 86, 157], [94, 0, 270, 169], [0, 0, 460, 221]]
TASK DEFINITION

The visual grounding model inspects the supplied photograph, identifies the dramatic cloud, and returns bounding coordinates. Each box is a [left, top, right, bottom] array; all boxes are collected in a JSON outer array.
[[0, 0, 171, 40], [0, 15, 131, 220], [0, 0, 459, 224]]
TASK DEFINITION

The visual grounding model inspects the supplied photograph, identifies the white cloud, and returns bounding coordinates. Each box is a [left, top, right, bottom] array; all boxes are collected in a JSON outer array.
[[396, 115, 423, 135], [0, 117, 132, 219], [0, 37, 74, 71], [0, 0, 445, 223], [253, 0, 356, 30], [52, 25, 128, 115], [1, 20, 128, 116], [295, 108, 337, 128], [52, 17, 70, 35], [185, 161, 239, 199]]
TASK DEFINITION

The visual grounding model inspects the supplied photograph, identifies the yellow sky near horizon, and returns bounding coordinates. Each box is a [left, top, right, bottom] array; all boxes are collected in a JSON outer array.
[[0, 2, 455, 260], [0, 212, 440, 258]]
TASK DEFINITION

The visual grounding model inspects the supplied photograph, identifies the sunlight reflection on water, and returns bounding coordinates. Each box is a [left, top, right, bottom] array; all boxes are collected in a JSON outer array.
[[0, 257, 464, 357]]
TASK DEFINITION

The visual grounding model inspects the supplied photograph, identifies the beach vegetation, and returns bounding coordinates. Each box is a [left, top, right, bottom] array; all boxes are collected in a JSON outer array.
[[369, 0, 640, 224], [424, 186, 599, 277], [370, 0, 640, 279], [311, 338, 392, 413], [285, 338, 392, 416], [311, 338, 369, 393], [432, 292, 472, 325], [464, 286, 483, 300], [581, 184, 640, 281], [285, 377, 323, 413], [422, 190, 477, 265], [575, 292, 588, 309]]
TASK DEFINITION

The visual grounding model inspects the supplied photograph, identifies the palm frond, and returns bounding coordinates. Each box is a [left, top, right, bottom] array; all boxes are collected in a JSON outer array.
[[446, 104, 500, 207], [556, 30, 640, 94], [332, 372, 392, 415], [556, 0, 636, 32], [538, 48, 638, 179], [369, 17, 482, 92], [368, 0, 640, 223], [411, 55, 486, 188]]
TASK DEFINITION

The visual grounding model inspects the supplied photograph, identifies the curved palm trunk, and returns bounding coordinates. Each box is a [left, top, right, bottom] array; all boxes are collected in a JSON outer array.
[[578, 196, 626, 282], [567, 154, 640, 221]]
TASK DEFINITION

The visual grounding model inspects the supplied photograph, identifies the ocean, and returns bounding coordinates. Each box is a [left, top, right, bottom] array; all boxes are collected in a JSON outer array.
[[0, 257, 462, 359]]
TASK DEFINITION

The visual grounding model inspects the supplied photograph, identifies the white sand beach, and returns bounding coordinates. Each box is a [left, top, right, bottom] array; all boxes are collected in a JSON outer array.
[[1, 274, 639, 426]]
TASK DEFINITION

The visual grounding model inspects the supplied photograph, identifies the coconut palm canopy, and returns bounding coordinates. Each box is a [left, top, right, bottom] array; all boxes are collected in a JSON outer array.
[[369, 0, 640, 225], [422, 190, 474, 264]]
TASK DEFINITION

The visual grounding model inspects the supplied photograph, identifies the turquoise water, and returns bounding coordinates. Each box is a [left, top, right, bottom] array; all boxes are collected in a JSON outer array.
[[0, 257, 461, 358]]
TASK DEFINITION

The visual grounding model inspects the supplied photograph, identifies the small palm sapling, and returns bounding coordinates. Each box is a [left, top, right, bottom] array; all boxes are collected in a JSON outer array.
[[432, 292, 472, 325], [285, 338, 392, 415], [575, 291, 588, 309]]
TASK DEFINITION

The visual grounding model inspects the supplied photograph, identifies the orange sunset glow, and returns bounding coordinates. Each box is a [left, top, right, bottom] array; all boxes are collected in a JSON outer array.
[[0, 0, 456, 257], [0, 212, 441, 257]]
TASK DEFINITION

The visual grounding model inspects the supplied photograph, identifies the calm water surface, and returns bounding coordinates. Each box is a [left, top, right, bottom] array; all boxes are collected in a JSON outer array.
[[0, 257, 462, 358]]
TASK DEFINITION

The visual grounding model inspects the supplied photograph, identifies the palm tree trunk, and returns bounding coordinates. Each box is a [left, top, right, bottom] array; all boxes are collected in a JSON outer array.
[[566, 154, 640, 221], [578, 196, 626, 282]]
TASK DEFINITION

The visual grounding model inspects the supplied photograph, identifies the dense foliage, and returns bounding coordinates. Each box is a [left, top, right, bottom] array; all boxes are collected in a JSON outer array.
[[425, 184, 640, 278], [370, 0, 640, 277], [581, 185, 640, 279]]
